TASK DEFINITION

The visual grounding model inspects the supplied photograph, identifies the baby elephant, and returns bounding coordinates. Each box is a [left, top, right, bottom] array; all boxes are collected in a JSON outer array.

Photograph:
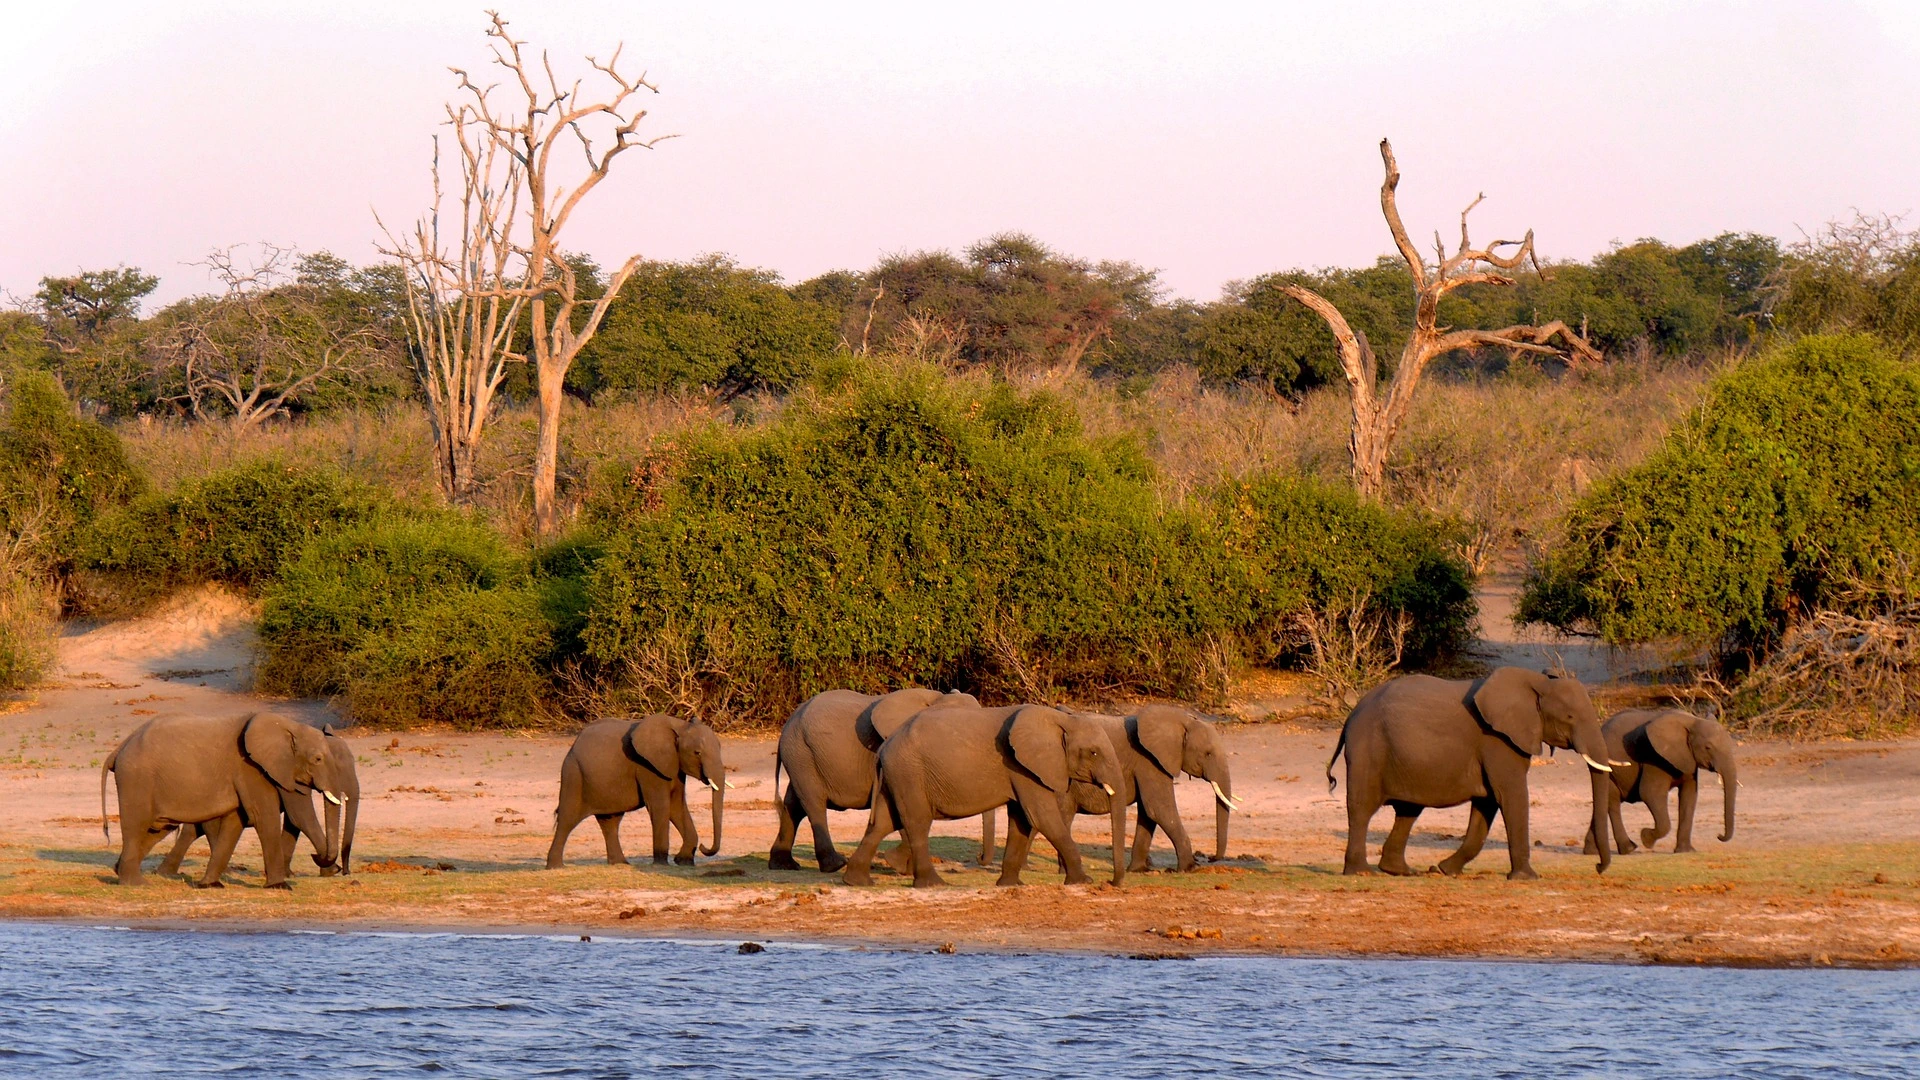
[[1585, 708, 1738, 855], [547, 715, 727, 868], [157, 729, 361, 878]]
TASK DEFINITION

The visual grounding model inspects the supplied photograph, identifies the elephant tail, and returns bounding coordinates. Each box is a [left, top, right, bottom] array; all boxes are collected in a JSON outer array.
[[100, 743, 120, 841], [1325, 725, 1348, 795]]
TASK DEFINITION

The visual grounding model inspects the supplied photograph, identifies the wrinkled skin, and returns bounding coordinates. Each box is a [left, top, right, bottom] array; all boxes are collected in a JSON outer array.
[[769, 688, 979, 872], [101, 713, 344, 888], [546, 715, 726, 868], [1583, 708, 1738, 856], [1327, 668, 1616, 881], [842, 705, 1127, 889], [159, 731, 360, 879], [1060, 707, 1235, 872]]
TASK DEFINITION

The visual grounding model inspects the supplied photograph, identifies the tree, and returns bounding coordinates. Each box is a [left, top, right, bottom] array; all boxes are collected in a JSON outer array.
[[154, 246, 388, 431], [454, 11, 669, 536], [1283, 140, 1599, 499], [33, 268, 158, 352]]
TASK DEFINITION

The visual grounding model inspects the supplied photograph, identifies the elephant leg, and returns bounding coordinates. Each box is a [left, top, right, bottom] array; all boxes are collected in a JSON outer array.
[[769, 768, 802, 871], [1609, 789, 1637, 854], [1128, 806, 1159, 873], [669, 782, 699, 864], [198, 813, 247, 888], [1377, 802, 1422, 876], [793, 774, 847, 874], [1140, 786, 1195, 873], [895, 801, 944, 889], [1027, 802, 1090, 885], [1640, 773, 1675, 851], [1343, 791, 1384, 875], [647, 790, 674, 865], [1674, 774, 1700, 853], [978, 808, 996, 868], [546, 802, 590, 870], [118, 823, 175, 886], [841, 786, 899, 887], [277, 813, 301, 882], [1490, 775, 1536, 881], [157, 822, 205, 877], [596, 814, 628, 866], [997, 803, 1035, 887], [1435, 798, 1497, 876]]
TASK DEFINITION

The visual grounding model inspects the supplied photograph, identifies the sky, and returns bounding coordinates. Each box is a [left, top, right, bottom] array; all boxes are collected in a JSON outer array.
[[3, 1, 1918, 307]]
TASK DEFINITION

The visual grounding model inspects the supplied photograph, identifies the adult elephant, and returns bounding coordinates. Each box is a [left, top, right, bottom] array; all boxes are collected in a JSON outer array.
[[101, 712, 346, 888], [1584, 708, 1738, 856], [842, 704, 1126, 888], [545, 714, 726, 868], [1059, 707, 1238, 873], [158, 730, 361, 878], [1327, 667, 1620, 880], [769, 687, 980, 872]]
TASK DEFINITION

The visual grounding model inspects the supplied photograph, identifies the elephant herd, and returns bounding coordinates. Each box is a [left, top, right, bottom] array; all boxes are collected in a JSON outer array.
[[97, 668, 1735, 891]]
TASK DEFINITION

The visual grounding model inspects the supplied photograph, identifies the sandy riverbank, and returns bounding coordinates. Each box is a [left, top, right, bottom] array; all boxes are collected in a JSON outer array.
[[3, 588, 1917, 967]]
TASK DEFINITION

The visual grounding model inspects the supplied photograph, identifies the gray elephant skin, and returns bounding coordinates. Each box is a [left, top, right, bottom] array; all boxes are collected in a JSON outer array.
[[157, 730, 361, 878], [546, 714, 726, 868], [842, 704, 1127, 888], [1059, 706, 1237, 872], [1328, 667, 1619, 880], [770, 687, 981, 872], [1584, 708, 1738, 856], [101, 712, 347, 888]]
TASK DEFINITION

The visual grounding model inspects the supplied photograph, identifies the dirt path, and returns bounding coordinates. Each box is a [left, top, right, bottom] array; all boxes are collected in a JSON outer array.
[[4, 587, 1917, 966]]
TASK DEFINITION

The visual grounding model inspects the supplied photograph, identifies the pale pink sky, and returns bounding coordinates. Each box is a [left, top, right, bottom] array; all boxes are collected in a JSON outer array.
[[4, 1, 1917, 306]]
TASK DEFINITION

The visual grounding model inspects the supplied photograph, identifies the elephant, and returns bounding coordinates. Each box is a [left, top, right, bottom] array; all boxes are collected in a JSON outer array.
[[101, 712, 347, 888], [1327, 667, 1621, 880], [546, 714, 726, 868], [769, 687, 980, 872], [841, 704, 1127, 888], [1583, 708, 1738, 856], [1057, 707, 1238, 873], [157, 730, 361, 878]]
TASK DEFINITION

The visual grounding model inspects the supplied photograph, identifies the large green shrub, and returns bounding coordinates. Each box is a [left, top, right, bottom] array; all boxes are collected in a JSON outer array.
[[1519, 334, 1920, 650], [579, 361, 1474, 727], [81, 459, 386, 593], [254, 517, 538, 704], [0, 368, 145, 559], [341, 588, 552, 729]]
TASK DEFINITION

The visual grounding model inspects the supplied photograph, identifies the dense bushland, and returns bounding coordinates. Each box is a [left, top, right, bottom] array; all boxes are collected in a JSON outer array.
[[575, 361, 1472, 727]]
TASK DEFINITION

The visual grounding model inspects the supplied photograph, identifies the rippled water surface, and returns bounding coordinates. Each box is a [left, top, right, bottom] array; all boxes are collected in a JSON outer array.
[[1, 924, 1914, 1078]]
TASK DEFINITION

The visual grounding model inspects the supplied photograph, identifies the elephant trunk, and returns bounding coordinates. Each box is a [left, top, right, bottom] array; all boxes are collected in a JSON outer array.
[[1717, 759, 1737, 843], [288, 789, 338, 869], [699, 778, 724, 857], [1588, 767, 1612, 875], [1207, 763, 1234, 861], [1109, 799, 1126, 886], [317, 790, 343, 869]]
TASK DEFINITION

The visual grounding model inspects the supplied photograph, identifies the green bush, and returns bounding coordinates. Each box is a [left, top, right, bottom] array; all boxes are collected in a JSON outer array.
[[0, 368, 145, 561], [1519, 334, 1920, 650], [255, 516, 529, 700], [81, 459, 386, 593], [341, 588, 552, 729], [579, 361, 1475, 727], [0, 561, 56, 692]]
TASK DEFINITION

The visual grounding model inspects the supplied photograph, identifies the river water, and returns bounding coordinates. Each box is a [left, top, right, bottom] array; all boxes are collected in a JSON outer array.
[[0, 924, 1913, 1078]]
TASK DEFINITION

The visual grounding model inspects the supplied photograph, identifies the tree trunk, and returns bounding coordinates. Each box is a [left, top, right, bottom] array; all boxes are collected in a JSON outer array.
[[533, 357, 565, 536], [1349, 406, 1389, 500]]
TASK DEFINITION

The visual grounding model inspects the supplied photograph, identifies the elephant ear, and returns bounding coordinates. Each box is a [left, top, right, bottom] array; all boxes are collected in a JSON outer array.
[[1644, 714, 1698, 774], [1006, 707, 1069, 791], [1129, 707, 1186, 778], [242, 713, 303, 792], [1470, 668, 1544, 757], [623, 717, 681, 779]]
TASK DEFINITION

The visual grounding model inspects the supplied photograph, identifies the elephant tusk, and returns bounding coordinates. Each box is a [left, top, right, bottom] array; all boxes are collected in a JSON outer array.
[[707, 779, 721, 791], [724, 780, 735, 790], [322, 790, 342, 806], [1609, 759, 1634, 768], [1582, 755, 1613, 773], [1211, 781, 1241, 810], [1102, 783, 1116, 796]]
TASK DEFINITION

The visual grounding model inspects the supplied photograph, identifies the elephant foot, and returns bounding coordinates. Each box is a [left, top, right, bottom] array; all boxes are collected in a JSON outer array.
[[1581, 838, 1596, 856], [1640, 828, 1662, 850], [544, 859, 565, 870], [815, 850, 848, 874], [841, 865, 874, 887], [191, 880, 224, 890], [911, 872, 949, 888], [319, 866, 340, 878], [1378, 859, 1417, 877], [1431, 861, 1465, 877], [1506, 866, 1540, 882], [265, 881, 293, 891], [673, 854, 695, 867], [993, 875, 1024, 887], [880, 845, 912, 874], [767, 851, 802, 872], [1619, 839, 1638, 854], [1341, 859, 1377, 876], [1675, 843, 1697, 854]]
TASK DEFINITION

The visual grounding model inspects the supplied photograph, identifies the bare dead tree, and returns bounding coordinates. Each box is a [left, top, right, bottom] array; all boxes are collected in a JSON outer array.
[[377, 129, 527, 502], [160, 245, 382, 432], [455, 10, 670, 535], [1284, 140, 1601, 499]]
